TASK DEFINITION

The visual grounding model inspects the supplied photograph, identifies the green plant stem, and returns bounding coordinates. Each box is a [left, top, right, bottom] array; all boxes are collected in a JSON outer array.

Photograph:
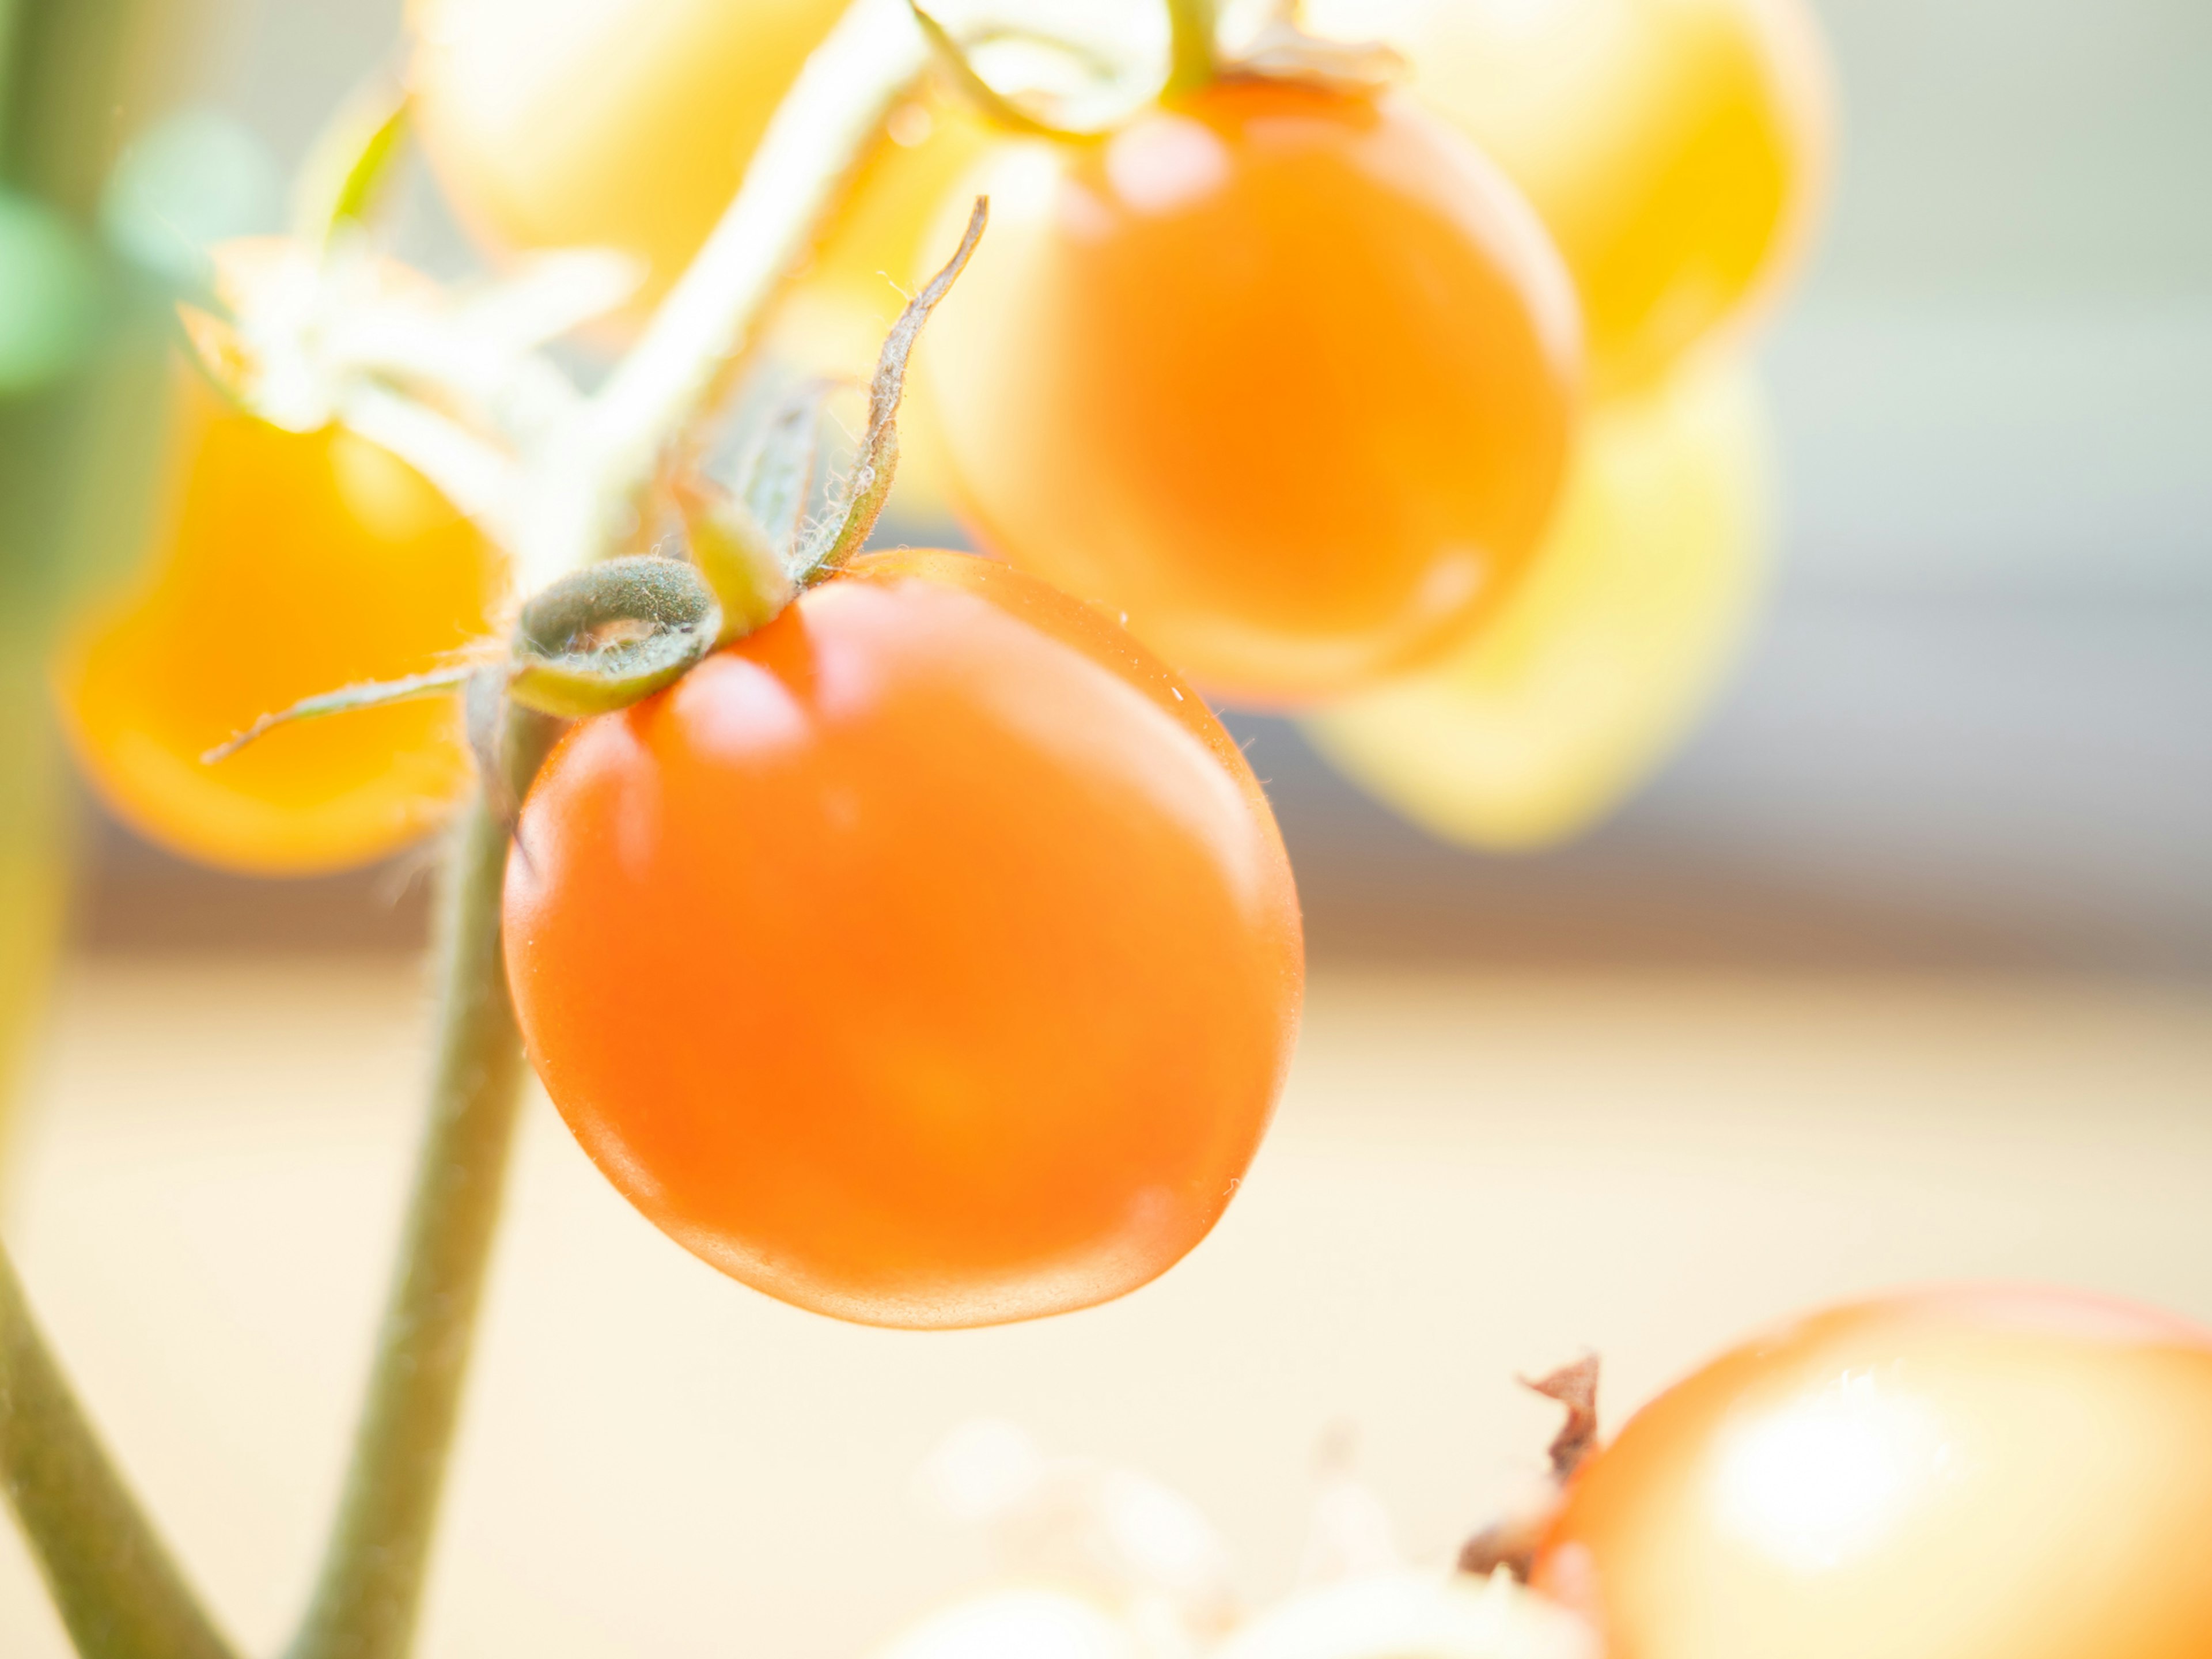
[[1164, 0, 1219, 97], [0, 1243, 240, 1659], [282, 778, 535, 1659], [518, 0, 930, 585]]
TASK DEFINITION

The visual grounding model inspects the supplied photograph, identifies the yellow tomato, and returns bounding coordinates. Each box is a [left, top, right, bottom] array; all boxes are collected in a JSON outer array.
[[55, 372, 505, 876], [1308, 0, 1834, 392], [760, 89, 1003, 527], [1304, 359, 1769, 850], [407, 0, 847, 307]]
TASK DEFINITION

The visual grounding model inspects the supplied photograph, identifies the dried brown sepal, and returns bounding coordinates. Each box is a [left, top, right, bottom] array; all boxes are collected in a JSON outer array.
[[1453, 1355, 1603, 1581], [790, 196, 988, 585], [1456, 1510, 1549, 1583], [1524, 1355, 1601, 1482]]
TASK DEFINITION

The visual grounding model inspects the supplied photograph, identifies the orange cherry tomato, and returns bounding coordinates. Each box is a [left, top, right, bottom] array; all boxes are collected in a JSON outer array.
[[919, 79, 1582, 708], [55, 371, 504, 876], [502, 550, 1304, 1328], [1535, 1287, 2212, 1659], [1309, 0, 1835, 394], [407, 0, 845, 309]]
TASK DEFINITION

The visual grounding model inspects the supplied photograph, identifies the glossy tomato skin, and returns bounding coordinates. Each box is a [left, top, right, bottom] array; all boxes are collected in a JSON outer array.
[[921, 80, 1582, 709], [502, 551, 1304, 1328], [408, 0, 844, 306], [1312, 0, 1834, 394], [56, 373, 503, 875], [1535, 1287, 2212, 1659]]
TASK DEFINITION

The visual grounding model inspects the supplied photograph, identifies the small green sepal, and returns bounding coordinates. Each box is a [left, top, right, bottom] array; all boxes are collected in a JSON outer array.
[[791, 196, 988, 585]]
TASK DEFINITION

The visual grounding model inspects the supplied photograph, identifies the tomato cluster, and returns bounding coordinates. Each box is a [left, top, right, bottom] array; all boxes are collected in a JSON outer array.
[[58, 0, 1831, 1329]]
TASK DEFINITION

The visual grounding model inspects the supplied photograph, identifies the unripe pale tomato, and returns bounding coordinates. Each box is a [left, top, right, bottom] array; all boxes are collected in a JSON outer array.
[[55, 372, 504, 875], [1308, 0, 1834, 393], [1303, 360, 1768, 850], [919, 79, 1582, 709], [1534, 1287, 2212, 1659], [407, 0, 845, 306], [502, 550, 1304, 1328]]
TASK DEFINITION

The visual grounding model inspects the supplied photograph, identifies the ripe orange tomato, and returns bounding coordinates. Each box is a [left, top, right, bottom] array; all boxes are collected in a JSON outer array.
[[55, 370, 505, 875], [1309, 0, 1834, 393], [919, 79, 1582, 708], [502, 550, 1304, 1328], [1534, 1287, 2212, 1659], [407, 0, 845, 308]]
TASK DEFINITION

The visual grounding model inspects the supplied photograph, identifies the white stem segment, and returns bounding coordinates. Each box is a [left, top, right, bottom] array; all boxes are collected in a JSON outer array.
[[516, 0, 931, 587]]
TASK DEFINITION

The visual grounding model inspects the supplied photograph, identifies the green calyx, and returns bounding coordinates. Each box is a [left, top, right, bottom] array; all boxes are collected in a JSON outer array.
[[202, 197, 991, 810], [506, 556, 722, 719]]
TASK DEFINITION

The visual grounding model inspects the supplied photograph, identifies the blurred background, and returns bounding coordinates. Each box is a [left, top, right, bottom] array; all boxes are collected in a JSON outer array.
[[3, 2, 2209, 1658]]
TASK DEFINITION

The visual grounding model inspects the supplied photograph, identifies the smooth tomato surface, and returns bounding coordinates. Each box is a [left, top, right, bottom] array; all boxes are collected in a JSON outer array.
[[502, 551, 1304, 1328], [56, 373, 503, 875], [1305, 360, 1768, 850], [408, 0, 844, 306], [1535, 1287, 2212, 1659], [1311, 0, 1833, 393], [921, 80, 1582, 707]]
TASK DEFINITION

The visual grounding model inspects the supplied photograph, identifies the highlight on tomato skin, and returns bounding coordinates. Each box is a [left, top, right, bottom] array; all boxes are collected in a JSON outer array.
[[1533, 1286, 2212, 1659], [1310, 0, 1836, 395], [918, 77, 1584, 709], [54, 372, 505, 878], [502, 550, 1305, 1330]]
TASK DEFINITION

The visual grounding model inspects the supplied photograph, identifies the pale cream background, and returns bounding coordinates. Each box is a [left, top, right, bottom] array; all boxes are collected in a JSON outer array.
[[3, 960, 2209, 1657]]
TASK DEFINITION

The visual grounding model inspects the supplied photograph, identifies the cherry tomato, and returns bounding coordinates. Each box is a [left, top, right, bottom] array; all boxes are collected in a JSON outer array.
[[1304, 361, 1768, 850], [919, 79, 1582, 708], [55, 372, 504, 876], [1534, 1287, 2212, 1659], [502, 550, 1304, 1328], [407, 0, 844, 309], [1309, 0, 1834, 393]]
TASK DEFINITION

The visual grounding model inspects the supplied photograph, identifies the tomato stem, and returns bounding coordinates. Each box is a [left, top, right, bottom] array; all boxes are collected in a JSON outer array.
[[0, 1243, 243, 1659], [1164, 0, 1221, 98], [517, 0, 931, 587], [282, 736, 549, 1659]]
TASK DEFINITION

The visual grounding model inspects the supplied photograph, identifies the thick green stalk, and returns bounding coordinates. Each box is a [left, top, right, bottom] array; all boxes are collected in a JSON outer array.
[[282, 782, 533, 1659], [0, 1243, 240, 1659]]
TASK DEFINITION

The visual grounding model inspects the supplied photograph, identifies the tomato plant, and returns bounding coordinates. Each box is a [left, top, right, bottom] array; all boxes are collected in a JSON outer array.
[[919, 77, 1582, 707], [1304, 361, 1768, 849], [408, 0, 847, 308], [1309, 0, 1833, 393], [502, 549, 1304, 1328], [1534, 1287, 2212, 1659], [55, 370, 503, 876]]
